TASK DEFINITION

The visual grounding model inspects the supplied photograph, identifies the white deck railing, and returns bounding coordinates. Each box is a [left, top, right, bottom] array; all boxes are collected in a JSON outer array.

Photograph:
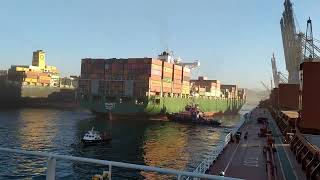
[[0, 147, 242, 180]]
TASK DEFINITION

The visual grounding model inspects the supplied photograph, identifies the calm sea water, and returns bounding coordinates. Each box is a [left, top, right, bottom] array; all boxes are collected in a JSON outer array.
[[0, 105, 252, 179]]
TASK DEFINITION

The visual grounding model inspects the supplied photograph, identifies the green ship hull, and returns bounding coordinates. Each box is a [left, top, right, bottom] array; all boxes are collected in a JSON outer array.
[[80, 97, 245, 116]]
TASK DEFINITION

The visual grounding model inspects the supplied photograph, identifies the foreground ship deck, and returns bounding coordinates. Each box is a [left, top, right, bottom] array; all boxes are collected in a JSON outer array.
[[209, 108, 306, 180]]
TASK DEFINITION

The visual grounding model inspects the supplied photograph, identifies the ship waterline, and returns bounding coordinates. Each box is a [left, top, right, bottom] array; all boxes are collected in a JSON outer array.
[[80, 96, 245, 116]]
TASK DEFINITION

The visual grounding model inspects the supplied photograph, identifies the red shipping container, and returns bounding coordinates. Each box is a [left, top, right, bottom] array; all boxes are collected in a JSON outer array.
[[299, 62, 320, 132], [270, 88, 279, 108], [278, 84, 299, 110]]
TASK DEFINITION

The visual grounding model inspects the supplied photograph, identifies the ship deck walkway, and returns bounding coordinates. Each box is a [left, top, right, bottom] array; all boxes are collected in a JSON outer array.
[[209, 108, 306, 180], [268, 111, 306, 180], [208, 111, 270, 180]]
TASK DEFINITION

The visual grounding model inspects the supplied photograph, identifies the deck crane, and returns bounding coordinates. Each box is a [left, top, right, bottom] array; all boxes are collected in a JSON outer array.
[[177, 61, 200, 69], [261, 81, 271, 94], [304, 17, 315, 60], [271, 54, 288, 87], [271, 54, 280, 88], [280, 1, 320, 84], [278, 72, 288, 84], [302, 18, 320, 61]]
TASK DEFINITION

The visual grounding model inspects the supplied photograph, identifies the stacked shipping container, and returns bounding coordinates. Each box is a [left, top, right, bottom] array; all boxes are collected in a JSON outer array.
[[278, 83, 299, 110], [299, 62, 320, 132], [162, 61, 173, 93], [221, 85, 238, 98], [8, 68, 52, 85], [80, 57, 192, 98], [190, 77, 221, 97], [182, 67, 191, 95], [172, 64, 182, 94]]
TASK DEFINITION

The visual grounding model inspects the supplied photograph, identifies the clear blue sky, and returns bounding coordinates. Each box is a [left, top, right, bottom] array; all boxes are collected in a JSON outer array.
[[0, 0, 319, 89]]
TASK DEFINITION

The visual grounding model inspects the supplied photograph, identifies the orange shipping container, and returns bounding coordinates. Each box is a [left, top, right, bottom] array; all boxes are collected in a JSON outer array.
[[149, 80, 161, 86], [163, 82, 171, 88], [163, 72, 172, 78], [150, 69, 162, 76], [173, 79, 182, 84], [150, 75, 162, 81], [163, 61, 173, 68], [183, 67, 191, 73], [183, 81, 190, 85], [173, 74, 182, 80], [162, 87, 172, 93], [173, 83, 181, 89], [174, 65, 182, 71], [163, 67, 173, 73], [150, 86, 161, 92], [38, 75, 51, 79], [172, 89, 181, 93], [151, 64, 162, 71], [173, 69, 182, 74], [151, 59, 163, 66]]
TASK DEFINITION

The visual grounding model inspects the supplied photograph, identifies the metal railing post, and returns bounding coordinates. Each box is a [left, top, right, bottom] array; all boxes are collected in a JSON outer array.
[[46, 157, 56, 180], [109, 164, 112, 180]]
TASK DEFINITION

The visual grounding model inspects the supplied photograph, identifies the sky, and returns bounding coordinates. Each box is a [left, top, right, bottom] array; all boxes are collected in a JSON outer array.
[[0, 0, 319, 89]]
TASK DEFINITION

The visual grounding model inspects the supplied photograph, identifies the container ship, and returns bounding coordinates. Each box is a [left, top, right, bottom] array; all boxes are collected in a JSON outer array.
[[78, 51, 246, 117], [0, 50, 78, 108]]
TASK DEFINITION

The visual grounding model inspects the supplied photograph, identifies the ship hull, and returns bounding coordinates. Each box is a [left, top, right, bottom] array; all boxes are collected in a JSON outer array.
[[80, 97, 245, 117]]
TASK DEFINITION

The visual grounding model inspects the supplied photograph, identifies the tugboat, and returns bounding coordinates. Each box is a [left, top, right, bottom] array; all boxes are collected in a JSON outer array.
[[167, 104, 222, 126], [81, 127, 112, 145]]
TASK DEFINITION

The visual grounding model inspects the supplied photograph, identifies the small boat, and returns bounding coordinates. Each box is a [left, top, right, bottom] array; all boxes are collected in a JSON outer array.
[[167, 105, 222, 126], [82, 127, 112, 145]]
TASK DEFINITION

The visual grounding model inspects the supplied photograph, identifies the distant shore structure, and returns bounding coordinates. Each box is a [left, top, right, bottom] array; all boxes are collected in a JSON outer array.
[[7, 50, 77, 88]]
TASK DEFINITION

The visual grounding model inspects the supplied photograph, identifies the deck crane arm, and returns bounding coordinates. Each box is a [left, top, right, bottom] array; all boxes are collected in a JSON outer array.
[[261, 81, 271, 94], [176, 60, 200, 69], [278, 72, 288, 84], [271, 54, 280, 87]]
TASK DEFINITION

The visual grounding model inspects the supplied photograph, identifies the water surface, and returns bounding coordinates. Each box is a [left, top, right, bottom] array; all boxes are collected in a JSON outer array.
[[0, 106, 251, 179]]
